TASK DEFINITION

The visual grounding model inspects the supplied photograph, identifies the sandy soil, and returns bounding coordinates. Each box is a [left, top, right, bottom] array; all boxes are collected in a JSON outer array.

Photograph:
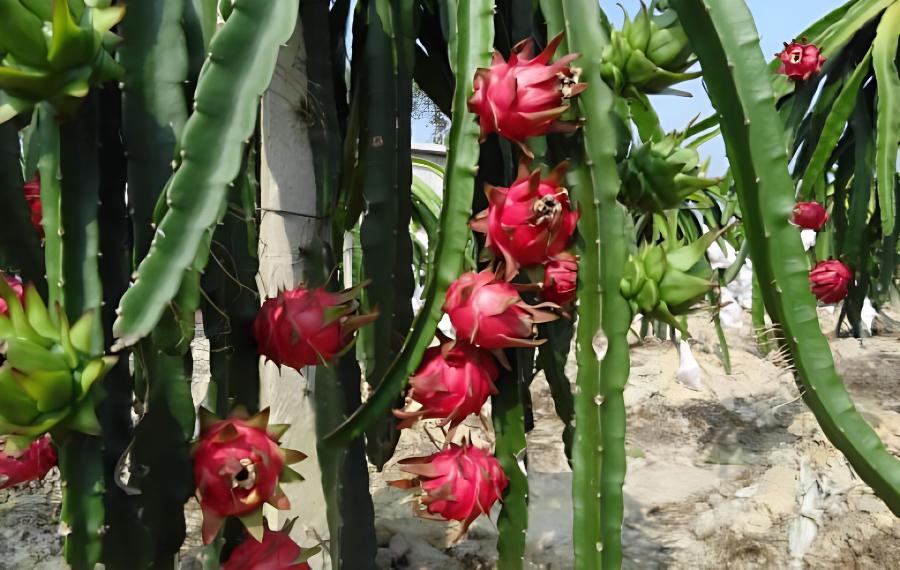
[[1, 309, 898, 569]]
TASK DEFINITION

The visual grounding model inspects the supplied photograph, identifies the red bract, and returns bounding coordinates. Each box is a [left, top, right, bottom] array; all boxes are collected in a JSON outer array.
[[777, 40, 825, 80], [253, 284, 375, 371], [394, 341, 499, 429], [468, 33, 586, 155], [541, 254, 578, 306], [0, 436, 56, 490], [444, 270, 557, 349], [193, 409, 305, 544], [223, 525, 311, 570], [470, 164, 579, 280], [398, 444, 508, 533], [23, 173, 43, 238], [792, 201, 828, 231], [809, 260, 852, 304], [0, 274, 24, 316]]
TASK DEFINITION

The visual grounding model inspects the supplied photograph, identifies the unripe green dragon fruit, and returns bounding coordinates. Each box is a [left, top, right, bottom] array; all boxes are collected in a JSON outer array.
[[0, 275, 116, 452], [620, 229, 722, 335], [619, 130, 721, 212], [599, 2, 700, 96], [0, 0, 125, 123]]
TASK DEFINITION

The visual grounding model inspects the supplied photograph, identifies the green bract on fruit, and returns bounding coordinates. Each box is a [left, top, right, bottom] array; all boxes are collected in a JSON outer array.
[[619, 130, 721, 212], [620, 231, 720, 335], [0, 274, 117, 451], [599, 3, 700, 96], [0, 0, 126, 122]]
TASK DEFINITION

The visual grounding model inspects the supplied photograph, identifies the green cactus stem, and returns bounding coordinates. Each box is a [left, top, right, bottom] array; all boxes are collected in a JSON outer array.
[[872, 3, 900, 237], [36, 104, 64, 308], [326, 0, 495, 445], [671, 0, 900, 514], [0, 122, 44, 287], [113, 0, 297, 348], [357, 0, 416, 469], [562, 2, 632, 566], [493, 348, 531, 569]]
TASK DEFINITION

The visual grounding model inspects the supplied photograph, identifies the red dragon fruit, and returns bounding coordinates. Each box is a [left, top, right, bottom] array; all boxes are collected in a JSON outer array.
[[0, 435, 56, 490], [443, 270, 558, 349], [394, 341, 499, 429], [792, 201, 828, 231], [223, 521, 314, 570], [23, 173, 43, 238], [470, 164, 579, 280], [541, 254, 578, 307], [468, 33, 586, 155], [253, 283, 376, 371], [777, 40, 825, 81], [0, 274, 24, 316], [809, 260, 852, 304], [193, 408, 306, 544], [395, 444, 508, 533]]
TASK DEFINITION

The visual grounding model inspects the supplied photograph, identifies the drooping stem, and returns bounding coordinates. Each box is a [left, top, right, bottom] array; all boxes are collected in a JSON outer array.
[[671, 0, 900, 514]]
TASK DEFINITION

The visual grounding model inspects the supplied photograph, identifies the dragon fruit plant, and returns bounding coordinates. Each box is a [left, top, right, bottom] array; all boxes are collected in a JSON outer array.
[[0, 0, 896, 569]]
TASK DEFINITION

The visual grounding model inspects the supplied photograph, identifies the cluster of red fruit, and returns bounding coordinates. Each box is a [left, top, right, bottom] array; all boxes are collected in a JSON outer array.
[[792, 200, 851, 304], [246, 35, 587, 536], [777, 40, 852, 306]]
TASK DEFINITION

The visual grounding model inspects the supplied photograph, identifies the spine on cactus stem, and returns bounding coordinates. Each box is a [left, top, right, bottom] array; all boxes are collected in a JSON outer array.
[[670, 0, 900, 515], [326, 0, 495, 445], [55, 94, 106, 570], [112, 0, 298, 349], [0, 122, 44, 288], [561, 2, 632, 566], [357, 0, 416, 469]]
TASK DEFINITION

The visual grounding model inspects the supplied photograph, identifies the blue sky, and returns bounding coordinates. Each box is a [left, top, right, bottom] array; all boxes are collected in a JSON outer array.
[[412, 0, 847, 174]]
